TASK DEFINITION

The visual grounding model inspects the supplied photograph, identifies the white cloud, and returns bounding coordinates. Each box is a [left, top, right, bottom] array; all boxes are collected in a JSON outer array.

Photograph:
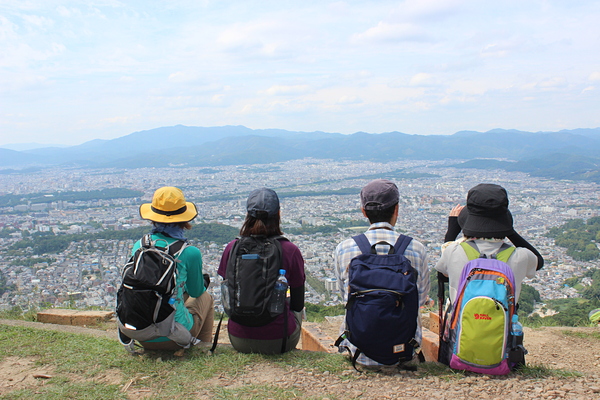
[[446, 79, 500, 96], [351, 22, 429, 44], [215, 18, 302, 60], [581, 86, 595, 94], [397, 0, 466, 20], [56, 6, 72, 17], [262, 85, 310, 96], [480, 41, 521, 58], [0, 15, 18, 41], [168, 71, 198, 83], [102, 115, 140, 124], [589, 72, 600, 82], [335, 96, 363, 105], [409, 73, 436, 87], [20, 14, 54, 29], [537, 76, 568, 89]]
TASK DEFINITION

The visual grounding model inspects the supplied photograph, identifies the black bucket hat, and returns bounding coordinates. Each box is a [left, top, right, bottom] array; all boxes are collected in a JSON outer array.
[[458, 183, 515, 238]]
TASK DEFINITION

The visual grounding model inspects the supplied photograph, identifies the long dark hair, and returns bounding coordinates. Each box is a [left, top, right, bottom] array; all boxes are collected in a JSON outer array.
[[239, 213, 283, 237]]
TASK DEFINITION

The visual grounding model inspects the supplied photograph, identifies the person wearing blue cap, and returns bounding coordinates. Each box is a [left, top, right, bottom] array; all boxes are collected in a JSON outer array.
[[218, 188, 306, 354]]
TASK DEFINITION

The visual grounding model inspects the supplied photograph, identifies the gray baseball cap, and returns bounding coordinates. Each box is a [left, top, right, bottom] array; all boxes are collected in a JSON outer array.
[[360, 179, 399, 210], [246, 188, 280, 219]]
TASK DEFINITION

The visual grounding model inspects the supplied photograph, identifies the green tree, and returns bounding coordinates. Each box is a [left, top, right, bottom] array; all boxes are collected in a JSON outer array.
[[304, 303, 345, 322], [518, 284, 541, 316], [547, 218, 600, 261], [542, 299, 594, 326]]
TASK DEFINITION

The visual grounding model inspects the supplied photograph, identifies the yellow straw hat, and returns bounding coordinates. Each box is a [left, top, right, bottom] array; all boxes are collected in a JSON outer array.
[[139, 186, 198, 223]]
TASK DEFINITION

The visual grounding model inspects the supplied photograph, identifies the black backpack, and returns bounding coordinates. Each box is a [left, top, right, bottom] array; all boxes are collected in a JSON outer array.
[[337, 234, 420, 367], [116, 234, 186, 341], [222, 235, 285, 327]]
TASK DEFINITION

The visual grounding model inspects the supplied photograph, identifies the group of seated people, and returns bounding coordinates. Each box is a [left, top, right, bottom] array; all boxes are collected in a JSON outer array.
[[118, 180, 543, 370]]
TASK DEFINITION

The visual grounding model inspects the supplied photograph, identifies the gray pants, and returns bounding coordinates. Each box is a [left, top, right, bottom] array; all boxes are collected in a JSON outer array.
[[229, 311, 302, 354]]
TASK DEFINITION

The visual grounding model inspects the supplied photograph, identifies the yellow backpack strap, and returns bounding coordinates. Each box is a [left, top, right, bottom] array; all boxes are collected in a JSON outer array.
[[495, 244, 516, 262], [460, 241, 516, 262], [459, 241, 481, 261]]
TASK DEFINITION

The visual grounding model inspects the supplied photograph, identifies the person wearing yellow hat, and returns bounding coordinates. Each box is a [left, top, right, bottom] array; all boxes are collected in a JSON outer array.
[[132, 186, 214, 350]]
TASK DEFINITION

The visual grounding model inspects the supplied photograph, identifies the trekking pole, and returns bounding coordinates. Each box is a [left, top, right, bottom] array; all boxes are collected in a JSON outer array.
[[437, 272, 449, 362], [437, 272, 446, 330]]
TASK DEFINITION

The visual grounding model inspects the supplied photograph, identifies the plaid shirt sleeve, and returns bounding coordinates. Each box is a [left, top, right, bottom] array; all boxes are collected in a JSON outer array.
[[333, 222, 430, 367]]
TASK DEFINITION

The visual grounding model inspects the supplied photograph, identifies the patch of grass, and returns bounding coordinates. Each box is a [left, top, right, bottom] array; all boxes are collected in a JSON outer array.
[[271, 350, 349, 376], [0, 326, 125, 378], [0, 325, 327, 398], [516, 363, 583, 379], [0, 323, 591, 399], [561, 329, 600, 340], [0, 306, 39, 322], [2, 381, 126, 400], [414, 361, 464, 380], [210, 384, 304, 400]]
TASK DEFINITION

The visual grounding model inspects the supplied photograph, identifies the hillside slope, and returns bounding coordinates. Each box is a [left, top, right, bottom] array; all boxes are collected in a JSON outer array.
[[1, 319, 599, 399]]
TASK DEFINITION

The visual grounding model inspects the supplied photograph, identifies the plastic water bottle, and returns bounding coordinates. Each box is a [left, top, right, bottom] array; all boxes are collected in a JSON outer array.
[[511, 314, 524, 348], [269, 269, 288, 315]]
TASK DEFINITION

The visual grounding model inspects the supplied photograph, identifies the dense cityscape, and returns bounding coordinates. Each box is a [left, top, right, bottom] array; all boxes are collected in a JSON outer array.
[[1, 158, 598, 315]]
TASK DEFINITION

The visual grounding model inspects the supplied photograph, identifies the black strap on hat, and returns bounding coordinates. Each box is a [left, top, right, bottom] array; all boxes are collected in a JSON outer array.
[[151, 205, 187, 216]]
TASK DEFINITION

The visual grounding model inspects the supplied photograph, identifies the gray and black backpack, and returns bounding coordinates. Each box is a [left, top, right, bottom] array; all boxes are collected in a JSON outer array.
[[222, 235, 286, 327], [116, 234, 196, 350]]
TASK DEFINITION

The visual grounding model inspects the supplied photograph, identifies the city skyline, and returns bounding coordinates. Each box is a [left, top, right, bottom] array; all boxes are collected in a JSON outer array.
[[1, 159, 598, 312]]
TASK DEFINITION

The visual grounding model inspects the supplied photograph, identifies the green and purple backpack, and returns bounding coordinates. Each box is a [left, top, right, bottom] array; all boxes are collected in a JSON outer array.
[[441, 241, 517, 375]]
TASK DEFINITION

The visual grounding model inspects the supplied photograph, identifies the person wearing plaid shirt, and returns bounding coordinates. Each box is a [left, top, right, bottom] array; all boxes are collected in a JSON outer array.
[[334, 179, 430, 368]]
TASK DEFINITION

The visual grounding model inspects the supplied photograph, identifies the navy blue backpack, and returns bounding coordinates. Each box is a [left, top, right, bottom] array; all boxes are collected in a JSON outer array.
[[341, 234, 419, 366]]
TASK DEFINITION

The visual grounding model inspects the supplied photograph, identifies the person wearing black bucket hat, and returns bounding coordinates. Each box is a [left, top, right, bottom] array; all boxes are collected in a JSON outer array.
[[435, 183, 543, 303], [120, 187, 214, 352]]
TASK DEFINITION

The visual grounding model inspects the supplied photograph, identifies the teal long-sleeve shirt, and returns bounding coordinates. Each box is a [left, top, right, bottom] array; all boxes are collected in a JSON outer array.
[[131, 233, 205, 335]]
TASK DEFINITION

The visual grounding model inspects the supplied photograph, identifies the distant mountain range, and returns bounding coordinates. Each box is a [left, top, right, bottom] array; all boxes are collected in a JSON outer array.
[[2, 125, 600, 182]]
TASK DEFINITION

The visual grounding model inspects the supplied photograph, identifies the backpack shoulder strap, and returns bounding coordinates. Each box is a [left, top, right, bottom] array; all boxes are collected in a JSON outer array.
[[271, 235, 285, 272], [393, 234, 413, 255], [168, 240, 186, 257], [141, 233, 153, 249], [351, 234, 372, 255], [141, 233, 185, 255], [496, 244, 516, 262], [460, 241, 481, 260], [460, 241, 516, 262]]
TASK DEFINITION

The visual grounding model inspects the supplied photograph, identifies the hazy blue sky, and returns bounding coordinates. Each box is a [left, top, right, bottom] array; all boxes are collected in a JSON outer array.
[[1, 0, 599, 146]]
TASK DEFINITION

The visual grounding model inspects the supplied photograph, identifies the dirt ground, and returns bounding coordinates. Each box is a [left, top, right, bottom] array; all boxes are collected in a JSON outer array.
[[319, 315, 600, 374], [0, 356, 125, 395], [2, 318, 600, 399], [524, 326, 600, 374]]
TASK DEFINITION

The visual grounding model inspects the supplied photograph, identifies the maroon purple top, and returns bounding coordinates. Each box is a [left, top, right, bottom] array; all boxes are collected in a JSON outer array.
[[218, 238, 306, 340]]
